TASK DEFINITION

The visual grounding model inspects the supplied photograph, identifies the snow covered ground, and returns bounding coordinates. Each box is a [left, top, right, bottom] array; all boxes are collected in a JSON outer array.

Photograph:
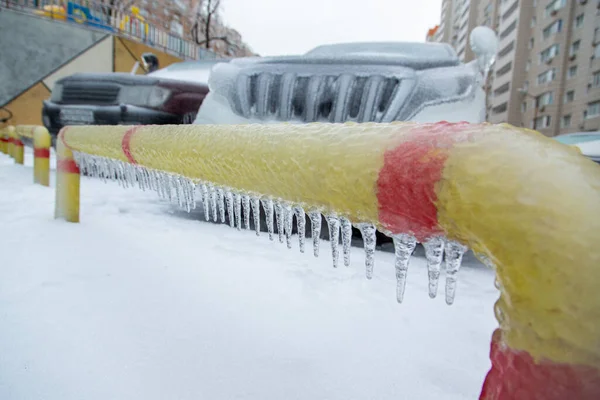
[[0, 149, 499, 400]]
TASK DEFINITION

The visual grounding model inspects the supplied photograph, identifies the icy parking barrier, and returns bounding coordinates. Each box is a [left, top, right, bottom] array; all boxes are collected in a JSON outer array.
[[14, 125, 52, 186], [55, 122, 600, 399]]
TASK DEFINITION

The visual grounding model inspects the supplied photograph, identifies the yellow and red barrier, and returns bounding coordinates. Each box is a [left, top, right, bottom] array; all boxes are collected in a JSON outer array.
[[14, 125, 52, 186], [0, 126, 11, 154], [54, 122, 600, 398]]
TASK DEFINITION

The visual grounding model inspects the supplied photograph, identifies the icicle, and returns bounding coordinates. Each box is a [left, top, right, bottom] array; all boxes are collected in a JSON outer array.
[[358, 224, 377, 279], [225, 190, 235, 228], [340, 217, 352, 267], [393, 233, 417, 304], [294, 206, 306, 253], [261, 198, 274, 241], [201, 184, 210, 221], [326, 214, 340, 268], [251, 196, 261, 236], [234, 192, 242, 230], [210, 185, 218, 221], [308, 211, 322, 257], [242, 195, 251, 230], [217, 188, 225, 223], [274, 201, 284, 243], [423, 237, 445, 299], [283, 203, 293, 249], [444, 240, 468, 305]]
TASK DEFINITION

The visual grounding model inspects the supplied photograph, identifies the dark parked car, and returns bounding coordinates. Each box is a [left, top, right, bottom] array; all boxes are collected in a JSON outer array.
[[42, 56, 225, 143]]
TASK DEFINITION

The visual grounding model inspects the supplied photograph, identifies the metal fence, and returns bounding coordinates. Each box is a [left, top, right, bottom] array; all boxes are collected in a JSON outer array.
[[0, 0, 218, 60]]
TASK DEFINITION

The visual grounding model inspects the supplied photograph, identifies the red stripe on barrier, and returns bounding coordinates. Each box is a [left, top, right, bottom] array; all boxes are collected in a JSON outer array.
[[121, 126, 140, 164], [14, 140, 24, 147], [58, 127, 72, 149], [376, 121, 470, 241], [57, 159, 80, 174], [34, 148, 50, 159], [0, 137, 8, 143], [479, 329, 600, 400]]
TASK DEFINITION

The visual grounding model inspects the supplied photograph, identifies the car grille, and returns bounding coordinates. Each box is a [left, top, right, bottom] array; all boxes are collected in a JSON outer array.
[[61, 83, 120, 105], [232, 72, 415, 123]]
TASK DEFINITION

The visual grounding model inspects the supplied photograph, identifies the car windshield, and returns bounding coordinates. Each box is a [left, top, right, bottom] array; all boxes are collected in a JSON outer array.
[[554, 132, 600, 145], [305, 42, 458, 62]]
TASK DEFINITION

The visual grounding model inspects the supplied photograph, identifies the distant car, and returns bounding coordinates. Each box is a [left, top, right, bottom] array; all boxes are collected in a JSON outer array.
[[554, 132, 600, 164], [194, 27, 498, 125], [42, 56, 226, 143]]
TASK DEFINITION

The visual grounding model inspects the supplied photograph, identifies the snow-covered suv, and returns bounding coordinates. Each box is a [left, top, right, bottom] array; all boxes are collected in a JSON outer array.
[[194, 27, 498, 125]]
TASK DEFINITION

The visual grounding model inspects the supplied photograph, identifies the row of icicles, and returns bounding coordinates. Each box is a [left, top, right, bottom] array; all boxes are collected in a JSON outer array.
[[73, 152, 471, 305]]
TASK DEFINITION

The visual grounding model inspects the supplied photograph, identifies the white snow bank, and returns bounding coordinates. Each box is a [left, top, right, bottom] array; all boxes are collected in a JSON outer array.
[[0, 149, 498, 400]]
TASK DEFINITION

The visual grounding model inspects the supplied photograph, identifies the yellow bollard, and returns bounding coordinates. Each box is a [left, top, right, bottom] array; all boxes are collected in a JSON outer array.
[[0, 127, 7, 154], [6, 126, 15, 159], [54, 129, 80, 222], [10, 127, 24, 164], [33, 127, 51, 186]]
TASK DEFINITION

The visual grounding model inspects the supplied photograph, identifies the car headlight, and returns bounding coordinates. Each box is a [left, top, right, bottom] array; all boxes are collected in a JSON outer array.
[[119, 86, 171, 107], [51, 83, 63, 102]]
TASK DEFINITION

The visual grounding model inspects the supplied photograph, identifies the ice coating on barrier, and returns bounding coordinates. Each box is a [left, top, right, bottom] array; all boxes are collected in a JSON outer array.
[[201, 184, 210, 221], [444, 240, 467, 305], [358, 223, 377, 279], [210, 185, 218, 222], [261, 198, 274, 241], [225, 190, 234, 228], [309, 211, 321, 257], [251, 197, 261, 236], [217, 188, 226, 223], [283, 203, 293, 249], [423, 237, 445, 299], [234, 192, 242, 230], [294, 206, 306, 253], [326, 214, 340, 268], [242, 195, 251, 230], [340, 217, 352, 267], [274, 201, 284, 243], [69, 151, 482, 306], [393, 233, 417, 303]]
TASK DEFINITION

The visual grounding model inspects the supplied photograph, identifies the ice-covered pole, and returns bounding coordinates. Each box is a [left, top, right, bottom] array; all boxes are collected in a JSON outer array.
[[15, 125, 52, 186], [56, 122, 600, 399], [0, 126, 10, 154], [8, 126, 24, 164]]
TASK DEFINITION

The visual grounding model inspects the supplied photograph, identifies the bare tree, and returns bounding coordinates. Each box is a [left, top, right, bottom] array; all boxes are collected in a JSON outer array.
[[191, 0, 238, 51]]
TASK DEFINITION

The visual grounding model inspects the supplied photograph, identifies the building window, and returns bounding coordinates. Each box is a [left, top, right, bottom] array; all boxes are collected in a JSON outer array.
[[574, 14, 584, 28], [526, 60, 531, 71], [544, 0, 566, 18], [534, 115, 552, 129], [523, 80, 529, 91], [561, 115, 572, 128], [502, 0, 519, 21], [537, 68, 557, 85], [521, 101, 527, 112], [499, 41, 515, 58], [494, 82, 510, 96], [500, 20, 518, 39], [586, 101, 600, 119], [529, 38, 535, 49], [564, 90, 575, 103], [493, 102, 508, 114], [593, 71, 600, 88], [543, 19, 563, 39], [568, 65, 578, 78], [594, 45, 600, 59], [536, 91, 554, 106], [540, 44, 559, 64], [570, 40, 581, 56], [531, 17, 536, 27], [496, 61, 512, 77]]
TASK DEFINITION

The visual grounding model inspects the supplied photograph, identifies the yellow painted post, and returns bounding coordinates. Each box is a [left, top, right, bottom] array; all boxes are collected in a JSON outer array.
[[10, 126, 24, 164], [0, 127, 7, 154], [6, 126, 15, 159], [33, 127, 51, 186], [54, 131, 80, 222]]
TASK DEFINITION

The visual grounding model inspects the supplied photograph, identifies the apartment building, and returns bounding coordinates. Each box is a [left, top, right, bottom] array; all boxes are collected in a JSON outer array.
[[428, 0, 600, 136]]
